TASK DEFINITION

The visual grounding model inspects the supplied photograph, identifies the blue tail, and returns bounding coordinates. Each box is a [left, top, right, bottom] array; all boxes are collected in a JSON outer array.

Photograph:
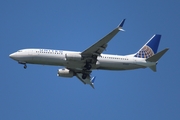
[[134, 34, 161, 58]]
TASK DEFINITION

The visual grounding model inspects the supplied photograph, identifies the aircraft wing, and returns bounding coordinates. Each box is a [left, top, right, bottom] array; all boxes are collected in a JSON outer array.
[[68, 68, 95, 88], [66, 20, 125, 88], [81, 19, 125, 57], [76, 73, 96, 89]]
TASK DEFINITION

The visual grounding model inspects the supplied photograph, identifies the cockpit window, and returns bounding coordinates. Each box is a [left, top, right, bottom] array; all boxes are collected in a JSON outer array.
[[17, 50, 22, 52]]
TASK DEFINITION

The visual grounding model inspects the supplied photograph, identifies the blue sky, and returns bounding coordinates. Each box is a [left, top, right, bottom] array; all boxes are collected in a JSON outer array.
[[1, 0, 180, 120]]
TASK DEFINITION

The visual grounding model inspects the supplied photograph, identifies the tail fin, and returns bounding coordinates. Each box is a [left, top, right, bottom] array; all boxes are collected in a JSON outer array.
[[134, 34, 161, 58]]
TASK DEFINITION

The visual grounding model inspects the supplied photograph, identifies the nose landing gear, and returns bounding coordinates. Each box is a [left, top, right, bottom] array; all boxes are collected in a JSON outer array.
[[24, 64, 27, 69], [18, 62, 27, 69]]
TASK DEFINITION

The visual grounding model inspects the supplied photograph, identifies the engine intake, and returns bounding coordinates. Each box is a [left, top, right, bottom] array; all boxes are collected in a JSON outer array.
[[57, 68, 74, 77]]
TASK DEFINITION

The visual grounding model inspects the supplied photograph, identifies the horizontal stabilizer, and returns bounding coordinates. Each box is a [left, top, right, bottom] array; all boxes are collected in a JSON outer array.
[[146, 48, 169, 62]]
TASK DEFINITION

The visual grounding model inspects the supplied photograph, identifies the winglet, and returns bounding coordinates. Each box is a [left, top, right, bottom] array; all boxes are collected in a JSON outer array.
[[118, 19, 126, 31], [90, 76, 96, 89], [119, 19, 126, 27]]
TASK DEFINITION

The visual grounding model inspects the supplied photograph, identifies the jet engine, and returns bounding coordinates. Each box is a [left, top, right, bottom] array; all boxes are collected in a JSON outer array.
[[57, 68, 74, 77]]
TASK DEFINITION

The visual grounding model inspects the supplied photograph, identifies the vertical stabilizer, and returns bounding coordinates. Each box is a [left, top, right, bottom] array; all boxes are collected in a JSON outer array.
[[134, 34, 161, 58]]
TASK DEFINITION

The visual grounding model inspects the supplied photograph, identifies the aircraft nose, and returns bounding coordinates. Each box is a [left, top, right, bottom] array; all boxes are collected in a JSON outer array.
[[9, 53, 16, 59]]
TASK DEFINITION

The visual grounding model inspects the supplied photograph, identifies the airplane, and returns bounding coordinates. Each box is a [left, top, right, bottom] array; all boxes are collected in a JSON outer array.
[[9, 19, 169, 88]]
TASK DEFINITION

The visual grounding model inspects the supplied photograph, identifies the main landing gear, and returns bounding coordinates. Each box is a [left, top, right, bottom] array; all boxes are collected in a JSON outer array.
[[82, 74, 87, 79], [84, 63, 92, 70], [82, 61, 92, 79], [82, 63, 91, 79]]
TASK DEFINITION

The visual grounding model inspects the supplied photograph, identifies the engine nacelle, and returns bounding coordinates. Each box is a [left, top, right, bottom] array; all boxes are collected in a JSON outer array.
[[65, 53, 82, 61], [57, 68, 74, 77]]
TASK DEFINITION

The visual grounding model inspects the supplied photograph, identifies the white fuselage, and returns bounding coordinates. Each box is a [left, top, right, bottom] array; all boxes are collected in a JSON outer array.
[[9, 48, 155, 71]]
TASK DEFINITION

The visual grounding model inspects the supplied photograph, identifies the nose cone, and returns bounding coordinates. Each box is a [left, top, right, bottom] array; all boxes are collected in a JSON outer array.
[[9, 53, 13, 58], [9, 53, 16, 60]]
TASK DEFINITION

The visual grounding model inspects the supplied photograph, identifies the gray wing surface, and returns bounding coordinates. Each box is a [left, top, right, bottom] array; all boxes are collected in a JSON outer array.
[[81, 19, 126, 57]]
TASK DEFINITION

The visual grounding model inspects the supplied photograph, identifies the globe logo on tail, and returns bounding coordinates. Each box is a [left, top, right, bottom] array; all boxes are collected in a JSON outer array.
[[134, 45, 154, 58]]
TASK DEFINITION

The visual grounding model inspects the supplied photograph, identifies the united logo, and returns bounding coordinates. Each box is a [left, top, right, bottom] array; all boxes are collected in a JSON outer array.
[[134, 45, 154, 58]]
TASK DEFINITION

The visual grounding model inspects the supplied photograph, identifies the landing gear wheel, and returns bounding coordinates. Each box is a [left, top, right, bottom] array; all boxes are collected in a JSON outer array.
[[84, 64, 92, 70], [18, 62, 27, 69], [87, 64, 92, 70], [82, 74, 87, 79], [24, 64, 27, 69]]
